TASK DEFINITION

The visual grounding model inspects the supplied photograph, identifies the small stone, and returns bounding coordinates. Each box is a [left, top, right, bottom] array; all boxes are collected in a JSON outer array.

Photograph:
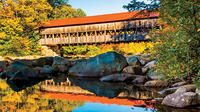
[[144, 80, 167, 87], [172, 81, 187, 87], [126, 55, 141, 66], [148, 71, 165, 80], [122, 65, 142, 75], [131, 76, 150, 84], [143, 60, 155, 70]]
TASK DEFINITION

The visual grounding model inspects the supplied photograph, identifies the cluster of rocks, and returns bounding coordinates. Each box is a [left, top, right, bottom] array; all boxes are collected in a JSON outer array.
[[0, 51, 199, 108]]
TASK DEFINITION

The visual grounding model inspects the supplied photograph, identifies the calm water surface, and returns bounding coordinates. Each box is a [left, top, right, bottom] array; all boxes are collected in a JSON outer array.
[[0, 75, 199, 112]]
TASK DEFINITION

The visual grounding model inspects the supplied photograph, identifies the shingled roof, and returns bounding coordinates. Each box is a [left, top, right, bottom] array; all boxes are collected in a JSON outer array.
[[42, 11, 159, 28]]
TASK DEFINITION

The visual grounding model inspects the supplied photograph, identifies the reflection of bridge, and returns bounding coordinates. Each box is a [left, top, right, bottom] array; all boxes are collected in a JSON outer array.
[[41, 78, 159, 100], [39, 11, 159, 45], [42, 79, 94, 95]]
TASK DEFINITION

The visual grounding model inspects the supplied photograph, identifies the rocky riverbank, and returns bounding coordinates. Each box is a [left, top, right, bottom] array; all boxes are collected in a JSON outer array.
[[0, 51, 199, 108]]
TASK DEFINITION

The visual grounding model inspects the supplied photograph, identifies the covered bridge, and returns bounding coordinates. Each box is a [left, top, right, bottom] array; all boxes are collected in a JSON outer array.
[[39, 11, 159, 46]]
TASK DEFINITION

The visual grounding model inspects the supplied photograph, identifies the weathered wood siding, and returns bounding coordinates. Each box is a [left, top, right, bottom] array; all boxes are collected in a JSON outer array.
[[39, 33, 148, 45]]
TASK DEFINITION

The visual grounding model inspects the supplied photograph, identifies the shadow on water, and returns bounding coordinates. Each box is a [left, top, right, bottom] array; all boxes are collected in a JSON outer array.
[[68, 77, 127, 98], [6, 77, 47, 92]]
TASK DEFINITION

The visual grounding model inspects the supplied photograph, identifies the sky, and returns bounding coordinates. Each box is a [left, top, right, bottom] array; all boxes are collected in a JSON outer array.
[[69, 0, 131, 16]]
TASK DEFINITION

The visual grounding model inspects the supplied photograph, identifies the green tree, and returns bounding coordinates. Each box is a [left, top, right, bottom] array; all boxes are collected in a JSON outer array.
[[47, 0, 70, 7], [124, 0, 200, 86], [48, 5, 86, 20], [76, 8, 87, 17]]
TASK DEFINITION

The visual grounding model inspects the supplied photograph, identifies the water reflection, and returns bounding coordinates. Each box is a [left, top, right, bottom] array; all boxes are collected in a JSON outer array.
[[42, 76, 160, 100], [0, 75, 200, 112]]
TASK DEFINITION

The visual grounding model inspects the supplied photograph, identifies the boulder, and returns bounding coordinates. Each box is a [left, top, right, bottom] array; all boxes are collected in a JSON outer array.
[[148, 71, 165, 80], [132, 76, 150, 84], [71, 59, 85, 66], [175, 84, 196, 93], [137, 54, 154, 66], [34, 66, 58, 74], [143, 60, 155, 70], [100, 73, 134, 82], [32, 57, 54, 67], [9, 71, 29, 82], [162, 92, 199, 108], [126, 55, 141, 66], [196, 89, 200, 102], [144, 80, 167, 87], [52, 56, 71, 73], [171, 81, 187, 87], [159, 87, 180, 95], [159, 84, 197, 95], [15, 59, 34, 67], [8, 61, 39, 78], [0, 61, 9, 73], [122, 65, 142, 75], [69, 51, 128, 77]]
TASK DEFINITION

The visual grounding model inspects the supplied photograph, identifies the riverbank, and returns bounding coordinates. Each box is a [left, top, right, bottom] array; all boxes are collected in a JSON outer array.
[[0, 51, 199, 109]]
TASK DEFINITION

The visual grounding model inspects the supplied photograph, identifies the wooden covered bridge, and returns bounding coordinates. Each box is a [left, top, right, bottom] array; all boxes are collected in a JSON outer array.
[[39, 11, 159, 46]]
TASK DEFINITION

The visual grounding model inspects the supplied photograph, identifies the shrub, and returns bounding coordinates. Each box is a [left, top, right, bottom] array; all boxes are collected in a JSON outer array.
[[62, 42, 156, 57]]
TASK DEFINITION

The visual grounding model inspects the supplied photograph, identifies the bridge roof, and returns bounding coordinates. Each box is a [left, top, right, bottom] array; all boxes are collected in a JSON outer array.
[[41, 11, 159, 28]]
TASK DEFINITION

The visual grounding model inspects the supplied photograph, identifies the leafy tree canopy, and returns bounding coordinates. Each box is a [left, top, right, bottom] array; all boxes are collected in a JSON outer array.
[[124, 0, 200, 86], [0, 0, 52, 56], [47, 0, 86, 20], [47, 0, 70, 7], [0, 0, 86, 56], [123, 0, 160, 11]]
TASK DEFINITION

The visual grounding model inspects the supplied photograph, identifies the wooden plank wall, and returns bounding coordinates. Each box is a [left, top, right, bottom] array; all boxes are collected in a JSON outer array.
[[39, 33, 148, 45]]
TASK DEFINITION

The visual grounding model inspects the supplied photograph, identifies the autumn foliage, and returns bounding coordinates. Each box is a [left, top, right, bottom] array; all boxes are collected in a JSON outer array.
[[62, 42, 156, 57], [0, 0, 86, 56]]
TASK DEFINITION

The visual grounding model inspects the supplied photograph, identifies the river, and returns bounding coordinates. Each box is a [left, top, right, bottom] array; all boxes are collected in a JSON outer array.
[[0, 75, 199, 112]]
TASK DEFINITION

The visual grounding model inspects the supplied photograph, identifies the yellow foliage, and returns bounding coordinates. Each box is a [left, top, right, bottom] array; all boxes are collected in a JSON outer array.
[[0, 82, 8, 90]]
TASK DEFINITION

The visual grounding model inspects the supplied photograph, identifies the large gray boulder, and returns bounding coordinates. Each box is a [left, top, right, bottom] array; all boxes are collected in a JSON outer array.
[[52, 56, 71, 73], [69, 51, 128, 77], [100, 73, 134, 82], [162, 92, 199, 108]]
